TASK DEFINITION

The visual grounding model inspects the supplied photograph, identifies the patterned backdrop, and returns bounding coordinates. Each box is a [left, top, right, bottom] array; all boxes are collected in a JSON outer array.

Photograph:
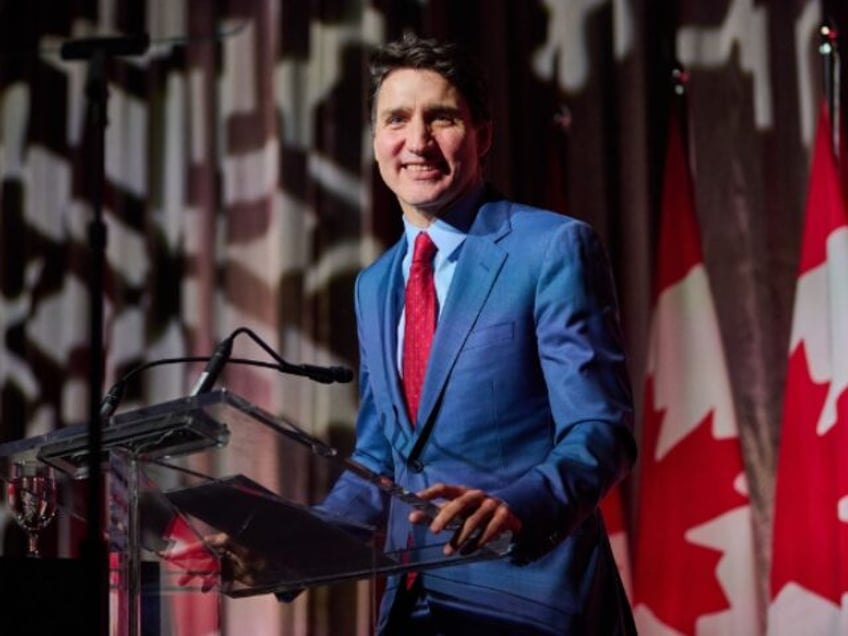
[[0, 0, 844, 634]]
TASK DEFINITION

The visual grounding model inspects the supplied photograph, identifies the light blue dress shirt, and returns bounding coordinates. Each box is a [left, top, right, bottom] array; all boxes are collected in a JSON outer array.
[[396, 182, 484, 374]]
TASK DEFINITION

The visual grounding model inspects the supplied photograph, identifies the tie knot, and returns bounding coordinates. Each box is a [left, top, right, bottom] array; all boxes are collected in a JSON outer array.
[[411, 232, 437, 264]]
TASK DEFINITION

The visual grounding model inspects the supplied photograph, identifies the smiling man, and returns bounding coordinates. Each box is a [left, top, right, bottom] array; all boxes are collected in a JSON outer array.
[[371, 66, 490, 225], [321, 32, 637, 635]]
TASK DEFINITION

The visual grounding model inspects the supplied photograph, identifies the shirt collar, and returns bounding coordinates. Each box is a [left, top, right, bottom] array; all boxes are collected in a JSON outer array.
[[402, 181, 484, 260]]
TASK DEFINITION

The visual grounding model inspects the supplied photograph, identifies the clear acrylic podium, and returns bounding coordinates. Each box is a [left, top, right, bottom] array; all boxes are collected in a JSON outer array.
[[0, 389, 511, 635]]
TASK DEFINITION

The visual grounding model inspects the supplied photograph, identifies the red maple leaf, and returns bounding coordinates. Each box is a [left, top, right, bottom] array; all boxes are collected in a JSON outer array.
[[634, 376, 750, 634], [770, 344, 848, 602]]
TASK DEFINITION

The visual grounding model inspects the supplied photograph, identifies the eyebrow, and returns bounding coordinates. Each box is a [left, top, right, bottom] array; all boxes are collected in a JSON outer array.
[[427, 106, 462, 119], [379, 107, 409, 121], [378, 105, 463, 122]]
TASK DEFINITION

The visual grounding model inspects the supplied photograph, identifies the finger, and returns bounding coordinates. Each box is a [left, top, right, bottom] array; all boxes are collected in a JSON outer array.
[[166, 541, 208, 560], [458, 525, 486, 555], [447, 497, 498, 551], [408, 496, 450, 525], [448, 496, 520, 556], [429, 489, 485, 533], [476, 504, 513, 547], [408, 484, 465, 528], [204, 532, 230, 549], [408, 509, 429, 525], [200, 574, 217, 593], [414, 482, 454, 500], [177, 567, 217, 589]]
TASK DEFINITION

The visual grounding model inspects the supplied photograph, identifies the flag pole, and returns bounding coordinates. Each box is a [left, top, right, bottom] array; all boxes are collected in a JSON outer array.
[[819, 22, 841, 159], [671, 64, 691, 168]]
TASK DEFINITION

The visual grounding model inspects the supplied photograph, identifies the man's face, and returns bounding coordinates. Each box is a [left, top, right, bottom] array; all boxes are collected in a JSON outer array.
[[372, 68, 492, 226]]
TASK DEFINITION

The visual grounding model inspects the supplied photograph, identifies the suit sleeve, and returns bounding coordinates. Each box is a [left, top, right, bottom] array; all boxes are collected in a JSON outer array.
[[491, 220, 637, 561], [318, 272, 393, 529]]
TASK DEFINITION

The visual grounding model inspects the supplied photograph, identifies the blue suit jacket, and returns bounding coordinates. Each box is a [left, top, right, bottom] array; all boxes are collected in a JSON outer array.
[[324, 193, 637, 634]]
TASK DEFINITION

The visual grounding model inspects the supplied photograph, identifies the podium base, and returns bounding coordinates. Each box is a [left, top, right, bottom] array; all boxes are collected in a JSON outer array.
[[0, 557, 99, 635], [0, 557, 165, 635]]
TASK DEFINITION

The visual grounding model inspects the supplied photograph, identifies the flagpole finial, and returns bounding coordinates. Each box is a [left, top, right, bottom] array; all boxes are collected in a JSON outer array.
[[819, 23, 839, 56], [820, 23, 838, 42], [672, 64, 689, 96], [818, 20, 841, 158]]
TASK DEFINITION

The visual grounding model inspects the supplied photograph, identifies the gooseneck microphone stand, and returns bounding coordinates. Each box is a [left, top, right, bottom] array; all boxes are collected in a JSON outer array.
[[59, 33, 150, 636]]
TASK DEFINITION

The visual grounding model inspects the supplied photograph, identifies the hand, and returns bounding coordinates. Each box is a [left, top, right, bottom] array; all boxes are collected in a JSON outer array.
[[165, 532, 270, 591], [205, 533, 272, 587], [408, 483, 522, 556], [163, 533, 221, 592]]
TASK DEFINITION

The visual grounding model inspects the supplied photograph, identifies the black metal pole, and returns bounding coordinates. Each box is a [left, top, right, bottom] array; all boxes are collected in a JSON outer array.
[[85, 47, 108, 636], [60, 33, 149, 636]]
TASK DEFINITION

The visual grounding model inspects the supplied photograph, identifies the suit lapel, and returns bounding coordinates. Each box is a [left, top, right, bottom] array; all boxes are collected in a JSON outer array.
[[384, 247, 411, 433], [415, 199, 512, 432], [360, 238, 414, 438]]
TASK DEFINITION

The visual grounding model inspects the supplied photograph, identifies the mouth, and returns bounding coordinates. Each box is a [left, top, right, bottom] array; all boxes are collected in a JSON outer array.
[[402, 162, 446, 178]]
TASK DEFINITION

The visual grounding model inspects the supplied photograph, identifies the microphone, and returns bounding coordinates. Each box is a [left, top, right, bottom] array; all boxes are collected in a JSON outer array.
[[189, 335, 235, 396], [100, 382, 127, 420], [287, 363, 354, 384], [236, 327, 354, 385], [99, 326, 354, 419]]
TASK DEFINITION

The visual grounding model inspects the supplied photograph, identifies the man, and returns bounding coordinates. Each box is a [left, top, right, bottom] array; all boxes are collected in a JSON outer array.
[[322, 32, 637, 634]]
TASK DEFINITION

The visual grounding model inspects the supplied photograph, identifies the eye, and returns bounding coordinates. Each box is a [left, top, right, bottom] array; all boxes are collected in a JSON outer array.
[[383, 111, 407, 127], [429, 109, 461, 126]]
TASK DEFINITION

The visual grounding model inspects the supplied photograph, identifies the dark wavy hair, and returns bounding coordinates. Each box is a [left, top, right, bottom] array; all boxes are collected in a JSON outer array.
[[368, 32, 491, 125]]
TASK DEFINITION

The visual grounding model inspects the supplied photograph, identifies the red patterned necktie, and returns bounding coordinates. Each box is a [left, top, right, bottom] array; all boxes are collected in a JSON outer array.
[[402, 232, 438, 426]]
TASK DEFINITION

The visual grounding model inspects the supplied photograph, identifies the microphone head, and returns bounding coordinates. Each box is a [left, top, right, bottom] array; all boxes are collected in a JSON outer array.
[[331, 366, 354, 383], [190, 335, 235, 396], [99, 381, 127, 421]]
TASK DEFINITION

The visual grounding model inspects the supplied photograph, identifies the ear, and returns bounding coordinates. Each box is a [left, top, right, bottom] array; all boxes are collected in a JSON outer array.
[[476, 120, 493, 158]]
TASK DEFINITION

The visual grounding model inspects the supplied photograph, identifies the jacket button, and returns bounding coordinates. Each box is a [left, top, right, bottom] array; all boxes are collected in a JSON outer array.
[[408, 459, 424, 473]]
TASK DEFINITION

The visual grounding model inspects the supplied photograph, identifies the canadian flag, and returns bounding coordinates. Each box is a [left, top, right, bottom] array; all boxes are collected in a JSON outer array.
[[632, 102, 759, 635], [768, 102, 848, 635]]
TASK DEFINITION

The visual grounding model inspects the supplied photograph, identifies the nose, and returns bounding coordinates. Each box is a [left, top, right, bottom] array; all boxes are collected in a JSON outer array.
[[406, 117, 431, 153]]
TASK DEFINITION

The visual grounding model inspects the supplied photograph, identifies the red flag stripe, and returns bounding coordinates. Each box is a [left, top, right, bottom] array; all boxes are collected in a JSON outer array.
[[653, 107, 704, 299], [798, 102, 848, 275], [768, 101, 848, 635], [634, 99, 759, 635]]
